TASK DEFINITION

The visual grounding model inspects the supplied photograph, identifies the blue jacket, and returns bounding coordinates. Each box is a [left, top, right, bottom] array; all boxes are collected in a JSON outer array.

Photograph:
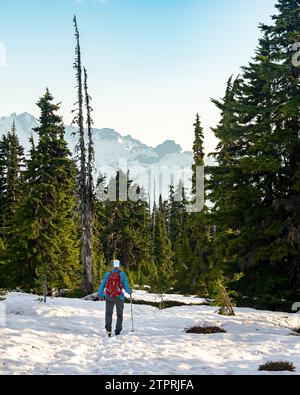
[[98, 269, 132, 301]]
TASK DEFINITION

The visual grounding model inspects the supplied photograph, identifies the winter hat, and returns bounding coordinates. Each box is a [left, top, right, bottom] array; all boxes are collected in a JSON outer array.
[[112, 260, 121, 268]]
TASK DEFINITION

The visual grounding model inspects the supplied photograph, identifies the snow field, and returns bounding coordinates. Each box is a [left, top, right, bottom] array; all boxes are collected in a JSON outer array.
[[1, 292, 300, 375]]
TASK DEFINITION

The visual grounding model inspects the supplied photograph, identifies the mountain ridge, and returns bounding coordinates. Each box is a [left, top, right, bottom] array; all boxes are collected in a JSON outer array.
[[0, 112, 188, 155], [0, 112, 195, 200]]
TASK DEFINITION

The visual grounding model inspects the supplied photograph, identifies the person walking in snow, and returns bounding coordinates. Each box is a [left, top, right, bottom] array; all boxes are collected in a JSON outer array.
[[98, 259, 132, 337]]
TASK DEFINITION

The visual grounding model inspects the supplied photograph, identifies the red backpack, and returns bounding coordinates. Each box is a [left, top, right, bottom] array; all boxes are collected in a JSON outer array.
[[105, 271, 123, 298]]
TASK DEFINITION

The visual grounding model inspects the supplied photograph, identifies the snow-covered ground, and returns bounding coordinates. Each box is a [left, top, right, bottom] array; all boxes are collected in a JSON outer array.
[[1, 292, 300, 375]]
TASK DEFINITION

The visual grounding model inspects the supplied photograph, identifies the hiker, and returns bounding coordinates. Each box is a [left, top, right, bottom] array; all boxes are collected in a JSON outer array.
[[98, 259, 132, 337]]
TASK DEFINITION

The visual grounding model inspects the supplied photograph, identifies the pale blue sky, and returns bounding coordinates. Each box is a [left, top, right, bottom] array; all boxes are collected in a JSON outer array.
[[0, 0, 276, 152]]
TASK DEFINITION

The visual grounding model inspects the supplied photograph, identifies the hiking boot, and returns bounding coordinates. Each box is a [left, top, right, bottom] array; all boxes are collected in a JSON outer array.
[[107, 331, 112, 337], [115, 331, 121, 336]]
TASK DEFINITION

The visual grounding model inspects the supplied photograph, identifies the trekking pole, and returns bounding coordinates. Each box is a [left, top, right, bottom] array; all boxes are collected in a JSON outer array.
[[130, 294, 135, 332]]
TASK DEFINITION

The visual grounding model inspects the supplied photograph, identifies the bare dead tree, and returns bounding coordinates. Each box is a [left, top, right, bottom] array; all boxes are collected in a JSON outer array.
[[72, 16, 94, 294]]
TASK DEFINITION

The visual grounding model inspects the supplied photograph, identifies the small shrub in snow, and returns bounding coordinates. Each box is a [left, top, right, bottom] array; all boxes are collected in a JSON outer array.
[[290, 327, 300, 335], [60, 289, 87, 299], [0, 289, 7, 301], [186, 326, 226, 334], [259, 361, 296, 372], [213, 281, 235, 316], [82, 293, 100, 301]]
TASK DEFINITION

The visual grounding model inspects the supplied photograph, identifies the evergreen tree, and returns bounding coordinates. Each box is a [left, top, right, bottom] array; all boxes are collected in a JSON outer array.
[[188, 115, 212, 294], [50, 125, 81, 293], [0, 134, 9, 233], [0, 135, 9, 285], [192, 114, 205, 197], [207, 77, 244, 286], [94, 174, 108, 287], [262, 0, 300, 305], [208, 0, 300, 309], [129, 185, 153, 283], [5, 90, 80, 296], [150, 195, 174, 305], [97, 171, 153, 284], [93, 235, 106, 289], [168, 184, 183, 248], [4, 121, 24, 226], [0, 124, 24, 286], [214, 279, 235, 316], [0, 238, 5, 282], [173, 182, 193, 291]]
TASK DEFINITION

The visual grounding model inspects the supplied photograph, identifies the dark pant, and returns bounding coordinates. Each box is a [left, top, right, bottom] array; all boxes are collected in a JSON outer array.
[[105, 297, 124, 333]]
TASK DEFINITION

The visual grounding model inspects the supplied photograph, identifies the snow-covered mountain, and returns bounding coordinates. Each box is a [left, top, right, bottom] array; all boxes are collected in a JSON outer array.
[[0, 113, 199, 200], [0, 112, 39, 152]]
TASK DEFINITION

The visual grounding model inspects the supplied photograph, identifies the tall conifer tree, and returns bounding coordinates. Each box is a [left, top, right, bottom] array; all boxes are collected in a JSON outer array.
[[6, 91, 80, 296], [209, 0, 300, 309], [151, 195, 174, 302], [188, 115, 212, 294], [4, 121, 24, 223]]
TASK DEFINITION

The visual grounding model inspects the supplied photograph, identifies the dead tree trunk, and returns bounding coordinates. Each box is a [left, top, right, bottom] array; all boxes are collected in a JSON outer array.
[[73, 16, 94, 295]]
